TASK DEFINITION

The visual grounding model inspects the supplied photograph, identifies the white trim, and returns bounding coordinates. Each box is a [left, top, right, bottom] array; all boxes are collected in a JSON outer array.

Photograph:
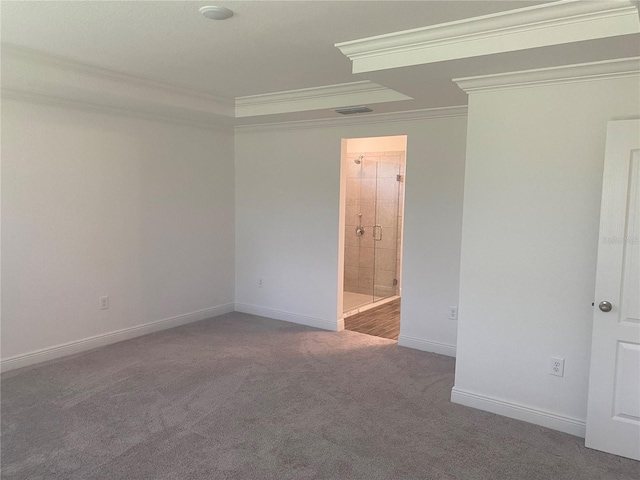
[[2, 44, 235, 126], [234, 303, 341, 332], [0, 303, 235, 373], [451, 387, 587, 438], [454, 57, 640, 93], [235, 105, 468, 132], [335, 0, 639, 73], [1, 89, 234, 132], [236, 81, 411, 118], [397, 335, 457, 357], [0, 87, 233, 132], [3, 44, 234, 113]]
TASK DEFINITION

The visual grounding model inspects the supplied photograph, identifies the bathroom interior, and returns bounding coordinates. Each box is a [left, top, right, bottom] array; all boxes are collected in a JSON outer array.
[[341, 135, 407, 340]]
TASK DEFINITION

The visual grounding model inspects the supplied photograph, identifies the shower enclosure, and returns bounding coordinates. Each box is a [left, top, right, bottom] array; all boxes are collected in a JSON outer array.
[[343, 151, 405, 313]]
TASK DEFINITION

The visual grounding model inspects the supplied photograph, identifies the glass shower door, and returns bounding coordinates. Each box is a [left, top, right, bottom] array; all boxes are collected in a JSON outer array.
[[342, 152, 402, 313], [373, 160, 401, 302]]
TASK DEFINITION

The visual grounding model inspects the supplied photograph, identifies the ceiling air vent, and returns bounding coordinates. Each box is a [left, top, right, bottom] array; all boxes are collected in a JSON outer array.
[[334, 106, 373, 115]]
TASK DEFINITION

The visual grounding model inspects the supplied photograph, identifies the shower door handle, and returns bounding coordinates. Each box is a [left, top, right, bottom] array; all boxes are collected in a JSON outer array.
[[373, 225, 383, 241]]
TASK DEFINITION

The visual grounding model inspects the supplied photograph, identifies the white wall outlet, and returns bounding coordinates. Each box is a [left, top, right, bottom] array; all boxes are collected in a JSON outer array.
[[550, 357, 565, 377], [448, 306, 458, 320], [257, 278, 263, 288], [100, 296, 109, 310]]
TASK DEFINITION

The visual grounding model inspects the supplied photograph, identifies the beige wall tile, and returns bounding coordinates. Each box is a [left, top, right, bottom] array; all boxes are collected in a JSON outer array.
[[376, 204, 399, 229], [345, 245, 359, 267], [360, 204, 375, 227], [377, 177, 399, 204], [344, 281, 358, 292], [344, 265, 359, 287], [346, 159, 362, 178], [362, 160, 377, 179], [374, 285, 395, 297], [359, 267, 373, 290], [355, 286, 372, 296], [375, 247, 396, 271], [359, 246, 374, 268], [345, 178, 360, 205], [375, 268, 396, 287], [345, 229, 359, 247], [345, 205, 361, 226], [360, 178, 376, 204], [378, 162, 400, 178]]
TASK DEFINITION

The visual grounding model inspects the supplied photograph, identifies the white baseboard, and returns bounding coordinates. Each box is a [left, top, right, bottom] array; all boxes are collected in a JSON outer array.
[[451, 386, 586, 438], [397, 334, 457, 357], [0, 303, 235, 373], [235, 303, 340, 332]]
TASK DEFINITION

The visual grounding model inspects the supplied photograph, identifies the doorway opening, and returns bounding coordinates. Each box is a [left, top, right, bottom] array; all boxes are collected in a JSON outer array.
[[338, 135, 407, 340]]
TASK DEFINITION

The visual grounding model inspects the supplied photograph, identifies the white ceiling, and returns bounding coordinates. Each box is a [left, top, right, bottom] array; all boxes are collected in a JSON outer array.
[[1, 0, 637, 125], [1, 0, 546, 98]]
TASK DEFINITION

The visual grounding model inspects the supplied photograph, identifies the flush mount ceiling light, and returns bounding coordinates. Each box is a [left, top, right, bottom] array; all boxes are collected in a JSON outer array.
[[199, 6, 233, 20]]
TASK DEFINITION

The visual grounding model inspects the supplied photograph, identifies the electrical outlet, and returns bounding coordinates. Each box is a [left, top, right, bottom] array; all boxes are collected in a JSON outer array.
[[100, 296, 109, 310], [257, 278, 263, 288], [448, 306, 458, 320], [550, 357, 564, 377]]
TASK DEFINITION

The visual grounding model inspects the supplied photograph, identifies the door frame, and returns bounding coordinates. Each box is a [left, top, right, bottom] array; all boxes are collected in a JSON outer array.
[[337, 135, 407, 324]]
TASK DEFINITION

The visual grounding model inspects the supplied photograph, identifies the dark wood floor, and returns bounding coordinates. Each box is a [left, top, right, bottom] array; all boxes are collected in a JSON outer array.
[[344, 299, 401, 340]]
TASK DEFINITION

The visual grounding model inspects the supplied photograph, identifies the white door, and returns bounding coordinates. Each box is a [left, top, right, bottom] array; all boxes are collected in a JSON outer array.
[[585, 119, 640, 461]]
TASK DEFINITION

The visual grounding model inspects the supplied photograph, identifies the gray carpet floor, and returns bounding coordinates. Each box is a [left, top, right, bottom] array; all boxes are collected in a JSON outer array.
[[2, 312, 639, 480]]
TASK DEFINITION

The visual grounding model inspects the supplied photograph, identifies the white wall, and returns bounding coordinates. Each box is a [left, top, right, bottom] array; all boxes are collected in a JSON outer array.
[[1, 100, 235, 368], [234, 114, 467, 355], [452, 77, 640, 436]]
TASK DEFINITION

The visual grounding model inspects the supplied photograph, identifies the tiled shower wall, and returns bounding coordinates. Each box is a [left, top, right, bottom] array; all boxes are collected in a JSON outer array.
[[344, 151, 405, 297]]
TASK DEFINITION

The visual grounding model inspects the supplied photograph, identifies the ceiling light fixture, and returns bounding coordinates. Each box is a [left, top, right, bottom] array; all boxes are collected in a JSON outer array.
[[199, 6, 233, 20]]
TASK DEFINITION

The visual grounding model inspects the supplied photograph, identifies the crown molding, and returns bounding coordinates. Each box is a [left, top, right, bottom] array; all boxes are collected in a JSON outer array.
[[2, 44, 236, 120], [3, 44, 415, 121], [235, 81, 412, 117], [1, 88, 233, 132], [335, 0, 640, 74], [234, 105, 468, 133], [454, 57, 640, 93], [3, 44, 234, 113]]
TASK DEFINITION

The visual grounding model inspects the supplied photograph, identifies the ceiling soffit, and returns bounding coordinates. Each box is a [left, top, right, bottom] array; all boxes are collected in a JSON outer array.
[[335, 0, 640, 73], [235, 82, 412, 118]]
